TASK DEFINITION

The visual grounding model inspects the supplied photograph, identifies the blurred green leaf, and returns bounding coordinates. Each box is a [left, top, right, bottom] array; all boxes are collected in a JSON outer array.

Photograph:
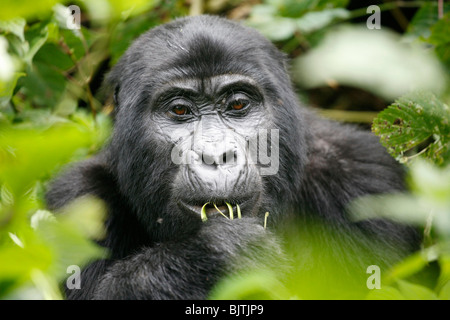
[[397, 280, 439, 300], [109, 14, 159, 65], [246, 5, 297, 41], [33, 203, 107, 281], [366, 286, 405, 300], [367, 280, 439, 300], [384, 246, 439, 284], [0, 72, 25, 108], [296, 8, 350, 33], [0, 198, 107, 298], [0, 37, 16, 82], [0, 18, 26, 42], [439, 280, 450, 300], [0, 109, 110, 299], [350, 160, 450, 239], [83, 0, 160, 23], [293, 27, 447, 100], [0, 0, 59, 20], [0, 113, 111, 196], [210, 270, 290, 300], [248, 2, 350, 42], [268, 0, 349, 18]]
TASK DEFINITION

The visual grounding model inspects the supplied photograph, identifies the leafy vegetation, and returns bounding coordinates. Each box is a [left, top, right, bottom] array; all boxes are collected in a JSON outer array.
[[0, 0, 449, 299]]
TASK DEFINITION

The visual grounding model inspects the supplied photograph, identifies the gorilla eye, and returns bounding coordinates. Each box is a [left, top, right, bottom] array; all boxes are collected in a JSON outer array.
[[230, 100, 246, 110], [228, 99, 249, 112], [172, 105, 191, 116]]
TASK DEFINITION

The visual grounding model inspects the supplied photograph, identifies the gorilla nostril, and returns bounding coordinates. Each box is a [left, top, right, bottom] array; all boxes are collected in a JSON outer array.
[[201, 153, 216, 166], [222, 150, 237, 165], [198, 149, 238, 167]]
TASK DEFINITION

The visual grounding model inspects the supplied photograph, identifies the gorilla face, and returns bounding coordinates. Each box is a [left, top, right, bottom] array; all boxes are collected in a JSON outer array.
[[157, 74, 268, 218], [106, 16, 306, 236]]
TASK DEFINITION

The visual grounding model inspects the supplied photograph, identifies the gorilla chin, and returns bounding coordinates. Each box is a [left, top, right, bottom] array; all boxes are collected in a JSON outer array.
[[46, 15, 420, 300]]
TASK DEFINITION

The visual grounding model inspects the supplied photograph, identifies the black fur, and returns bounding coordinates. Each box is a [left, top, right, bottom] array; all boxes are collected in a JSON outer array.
[[46, 15, 419, 300]]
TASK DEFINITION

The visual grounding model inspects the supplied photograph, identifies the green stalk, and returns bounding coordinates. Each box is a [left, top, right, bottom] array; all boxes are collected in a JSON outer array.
[[201, 202, 209, 222], [264, 212, 270, 230], [225, 202, 234, 220], [213, 203, 230, 219]]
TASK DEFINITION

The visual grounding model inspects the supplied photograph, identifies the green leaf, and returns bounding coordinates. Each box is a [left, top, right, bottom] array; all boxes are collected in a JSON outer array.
[[0, 0, 59, 20], [366, 286, 405, 300], [384, 246, 439, 284], [428, 14, 450, 46], [109, 14, 159, 65], [404, 2, 450, 42], [82, 0, 159, 23], [296, 8, 350, 33], [396, 280, 439, 300], [246, 5, 297, 41], [18, 61, 66, 107], [439, 280, 450, 300], [372, 92, 450, 165], [293, 27, 447, 100], [34, 204, 107, 281], [0, 18, 26, 42], [272, 0, 349, 18], [349, 160, 450, 238], [23, 22, 49, 65], [0, 72, 25, 108], [33, 43, 75, 71], [428, 13, 450, 70], [210, 270, 290, 300], [0, 36, 16, 82], [0, 114, 111, 196]]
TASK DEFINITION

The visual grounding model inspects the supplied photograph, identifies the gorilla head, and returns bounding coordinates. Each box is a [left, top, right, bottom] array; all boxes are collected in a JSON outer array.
[[105, 15, 307, 240]]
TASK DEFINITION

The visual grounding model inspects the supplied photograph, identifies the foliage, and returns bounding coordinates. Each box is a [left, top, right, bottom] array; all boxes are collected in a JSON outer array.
[[246, 0, 350, 41], [373, 92, 450, 166], [0, 0, 179, 300], [0, 0, 449, 300], [0, 117, 110, 299]]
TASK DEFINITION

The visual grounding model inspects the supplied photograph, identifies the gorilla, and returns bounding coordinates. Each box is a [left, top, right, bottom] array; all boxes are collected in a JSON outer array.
[[46, 15, 419, 299]]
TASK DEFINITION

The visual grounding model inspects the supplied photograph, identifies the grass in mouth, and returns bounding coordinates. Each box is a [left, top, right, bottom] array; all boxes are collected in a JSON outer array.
[[201, 202, 269, 229], [200, 202, 238, 222]]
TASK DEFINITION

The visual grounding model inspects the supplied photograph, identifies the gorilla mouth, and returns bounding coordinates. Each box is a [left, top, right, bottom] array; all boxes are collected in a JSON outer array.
[[178, 199, 251, 219]]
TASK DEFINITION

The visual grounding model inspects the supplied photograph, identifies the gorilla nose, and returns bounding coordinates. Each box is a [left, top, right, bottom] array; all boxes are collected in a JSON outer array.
[[200, 148, 238, 167], [192, 136, 242, 169]]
